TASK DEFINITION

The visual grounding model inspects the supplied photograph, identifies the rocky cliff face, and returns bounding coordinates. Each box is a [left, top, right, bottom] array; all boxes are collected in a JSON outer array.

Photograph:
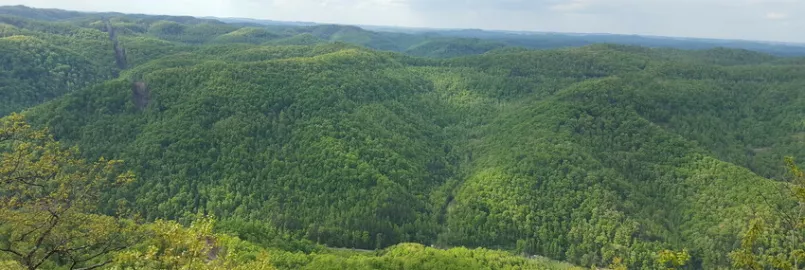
[[104, 18, 127, 71]]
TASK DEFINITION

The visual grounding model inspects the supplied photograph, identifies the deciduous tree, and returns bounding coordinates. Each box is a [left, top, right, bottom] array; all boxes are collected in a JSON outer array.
[[0, 114, 137, 270]]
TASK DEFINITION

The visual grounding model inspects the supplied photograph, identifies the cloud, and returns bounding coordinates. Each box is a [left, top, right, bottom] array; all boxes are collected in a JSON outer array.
[[0, 0, 802, 43], [550, 0, 595, 12], [405, 0, 556, 11], [766, 11, 788, 20]]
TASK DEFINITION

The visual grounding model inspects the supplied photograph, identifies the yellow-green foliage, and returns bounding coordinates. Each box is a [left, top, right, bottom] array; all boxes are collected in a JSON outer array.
[[727, 158, 805, 270], [113, 217, 275, 270], [0, 114, 137, 270], [269, 243, 581, 270], [211, 27, 280, 44], [5, 6, 805, 270], [656, 249, 690, 270]]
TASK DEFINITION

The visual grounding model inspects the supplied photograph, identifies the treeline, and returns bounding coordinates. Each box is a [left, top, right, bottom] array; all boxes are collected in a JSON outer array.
[[21, 41, 803, 268], [0, 114, 579, 270], [2, 5, 805, 270]]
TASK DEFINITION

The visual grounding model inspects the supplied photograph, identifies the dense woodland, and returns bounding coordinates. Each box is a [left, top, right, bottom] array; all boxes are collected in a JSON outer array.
[[2, 5, 805, 270]]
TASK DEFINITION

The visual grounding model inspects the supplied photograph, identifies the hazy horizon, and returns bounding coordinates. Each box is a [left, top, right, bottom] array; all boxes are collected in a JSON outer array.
[[1, 0, 802, 43]]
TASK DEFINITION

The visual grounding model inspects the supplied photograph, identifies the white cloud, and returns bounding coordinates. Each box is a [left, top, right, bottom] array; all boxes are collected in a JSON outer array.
[[766, 11, 788, 19], [0, 0, 802, 43], [550, 0, 595, 11]]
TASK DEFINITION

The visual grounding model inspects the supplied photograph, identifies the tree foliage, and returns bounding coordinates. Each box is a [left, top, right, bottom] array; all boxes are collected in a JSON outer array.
[[3, 6, 805, 270], [0, 114, 135, 269], [729, 157, 805, 270]]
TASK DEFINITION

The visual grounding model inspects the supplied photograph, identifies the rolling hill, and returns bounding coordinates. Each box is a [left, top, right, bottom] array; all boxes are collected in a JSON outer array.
[[2, 5, 805, 270]]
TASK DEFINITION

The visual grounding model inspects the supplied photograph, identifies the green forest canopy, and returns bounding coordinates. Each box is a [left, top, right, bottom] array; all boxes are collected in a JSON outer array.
[[2, 5, 805, 270]]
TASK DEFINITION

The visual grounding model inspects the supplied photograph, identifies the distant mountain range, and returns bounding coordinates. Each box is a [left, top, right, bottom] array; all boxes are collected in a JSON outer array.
[[3, 5, 805, 270], [204, 16, 318, 27], [209, 16, 805, 55]]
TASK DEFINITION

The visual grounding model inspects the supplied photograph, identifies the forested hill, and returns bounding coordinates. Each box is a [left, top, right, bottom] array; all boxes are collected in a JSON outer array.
[[2, 5, 805, 270], [218, 16, 805, 57]]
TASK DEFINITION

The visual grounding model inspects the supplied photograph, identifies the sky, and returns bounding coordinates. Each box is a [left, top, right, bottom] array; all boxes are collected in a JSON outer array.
[[1, 0, 803, 43]]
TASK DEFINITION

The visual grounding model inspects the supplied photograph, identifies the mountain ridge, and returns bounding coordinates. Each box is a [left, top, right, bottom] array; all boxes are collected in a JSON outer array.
[[1, 6, 804, 269]]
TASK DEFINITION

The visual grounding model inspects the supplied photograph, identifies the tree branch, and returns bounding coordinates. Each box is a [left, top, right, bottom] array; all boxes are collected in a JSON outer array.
[[756, 186, 799, 229], [24, 211, 59, 267], [0, 246, 24, 258], [72, 260, 111, 270], [30, 248, 60, 270], [60, 225, 132, 269], [71, 244, 128, 265], [0, 148, 26, 182], [15, 219, 50, 243], [2, 175, 47, 188]]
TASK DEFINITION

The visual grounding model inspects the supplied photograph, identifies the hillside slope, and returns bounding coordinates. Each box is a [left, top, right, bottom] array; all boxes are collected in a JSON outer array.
[[19, 43, 801, 269], [2, 6, 805, 269]]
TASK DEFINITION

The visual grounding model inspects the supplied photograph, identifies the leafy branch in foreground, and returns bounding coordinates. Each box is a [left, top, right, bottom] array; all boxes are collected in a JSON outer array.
[[0, 113, 137, 270], [730, 157, 805, 270], [113, 216, 276, 270]]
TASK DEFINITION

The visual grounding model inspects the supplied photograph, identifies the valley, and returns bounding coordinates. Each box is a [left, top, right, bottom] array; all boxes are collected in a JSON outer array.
[[1, 5, 804, 270]]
